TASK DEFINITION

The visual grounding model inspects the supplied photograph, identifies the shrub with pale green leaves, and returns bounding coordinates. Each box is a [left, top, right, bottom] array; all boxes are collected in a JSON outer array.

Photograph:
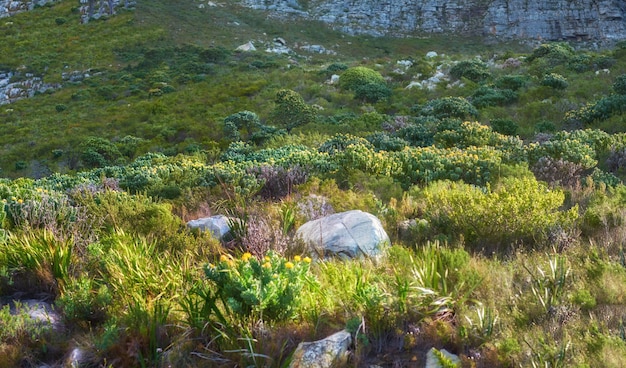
[[204, 251, 312, 321], [417, 176, 579, 252], [339, 66, 385, 91]]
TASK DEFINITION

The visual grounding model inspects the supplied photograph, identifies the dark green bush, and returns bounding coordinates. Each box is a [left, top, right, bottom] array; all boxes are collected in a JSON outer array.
[[471, 86, 517, 108], [490, 119, 519, 136], [354, 82, 392, 103], [613, 74, 626, 95], [449, 59, 490, 82], [200, 46, 231, 63], [495, 75, 528, 91], [567, 54, 592, 73], [541, 73, 568, 90], [81, 137, 123, 168], [325, 62, 348, 73], [535, 120, 556, 133], [422, 97, 478, 120], [270, 89, 317, 133], [14, 161, 27, 170], [366, 132, 407, 152]]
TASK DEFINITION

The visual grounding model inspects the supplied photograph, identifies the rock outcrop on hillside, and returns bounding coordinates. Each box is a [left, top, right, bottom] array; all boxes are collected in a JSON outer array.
[[239, 0, 626, 41], [0, 0, 55, 17]]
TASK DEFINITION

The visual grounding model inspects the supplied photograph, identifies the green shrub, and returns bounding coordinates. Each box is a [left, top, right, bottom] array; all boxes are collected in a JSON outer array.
[[366, 132, 407, 152], [422, 97, 478, 120], [495, 74, 528, 91], [223, 110, 262, 142], [417, 176, 578, 252], [57, 276, 111, 324], [354, 82, 392, 103], [471, 86, 518, 108], [613, 74, 626, 95], [271, 89, 317, 133], [200, 46, 231, 63], [14, 161, 27, 171], [567, 54, 592, 73], [339, 66, 385, 91], [325, 62, 348, 73], [541, 73, 568, 90], [449, 59, 490, 82], [81, 137, 123, 168], [527, 43, 574, 64], [535, 120, 556, 133], [490, 118, 519, 136], [571, 289, 596, 311], [204, 252, 312, 321]]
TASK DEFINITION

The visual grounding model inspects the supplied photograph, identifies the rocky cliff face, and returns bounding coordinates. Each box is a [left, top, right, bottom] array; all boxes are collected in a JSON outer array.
[[240, 0, 626, 41]]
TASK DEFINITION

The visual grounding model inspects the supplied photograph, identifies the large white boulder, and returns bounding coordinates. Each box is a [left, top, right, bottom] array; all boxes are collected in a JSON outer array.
[[296, 210, 389, 259]]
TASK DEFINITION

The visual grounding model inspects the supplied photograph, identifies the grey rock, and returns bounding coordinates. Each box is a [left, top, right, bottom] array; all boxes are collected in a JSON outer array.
[[0, 70, 59, 105], [425, 348, 461, 368], [187, 215, 231, 240], [236, 41, 256, 51], [239, 0, 626, 41], [296, 210, 390, 259], [289, 330, 352, 368]]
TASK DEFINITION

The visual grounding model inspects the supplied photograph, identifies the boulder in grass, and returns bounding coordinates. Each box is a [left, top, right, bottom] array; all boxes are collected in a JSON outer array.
[[296, 210, 390, 259], [289, 330, 351, 368], [186, 215, 231, 241]]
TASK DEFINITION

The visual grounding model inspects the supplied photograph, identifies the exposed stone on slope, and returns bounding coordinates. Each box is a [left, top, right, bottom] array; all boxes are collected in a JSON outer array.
[[239, 0, 626, 41], [0, 71, 59, 105], [0, 0, 55, 18], [289, 330, 352, 368], [187, 215, 232, 241], [296, 210, 390, 259]]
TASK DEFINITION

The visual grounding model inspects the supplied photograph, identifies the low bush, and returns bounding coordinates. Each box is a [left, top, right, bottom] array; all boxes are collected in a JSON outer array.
[[541, 73, 568, 90], [416, 176, 578, 252], [339, 66, 385, 91], [450, 59, 491, 82], [204, 251, 312, 321]]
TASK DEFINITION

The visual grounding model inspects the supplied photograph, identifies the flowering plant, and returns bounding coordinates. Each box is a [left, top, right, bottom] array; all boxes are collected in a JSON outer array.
[[204, 251, 312, 321]]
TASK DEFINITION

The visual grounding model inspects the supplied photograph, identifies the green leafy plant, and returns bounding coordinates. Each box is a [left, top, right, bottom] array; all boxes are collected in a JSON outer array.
[[270, 89, 317, 133], [450, 59, 491, 82], [523, 255, 571, 313], [204, 251, 312, 321], [339, 66, 385, 91], [541, 73, 569, 90]]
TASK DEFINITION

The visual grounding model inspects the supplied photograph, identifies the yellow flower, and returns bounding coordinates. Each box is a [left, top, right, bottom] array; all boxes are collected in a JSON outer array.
[[11, 196, 16, 201], [303, 257, 312, 263], [17, 199, 23, 204], [264, 255, 271, 262], [208, 263, 215, 269], [285, 262, 294, 269], [263, 262, 271, 269], [241, 252, 252, 261], [220, 254, 230, 263], [294, 255, 301, 262]]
